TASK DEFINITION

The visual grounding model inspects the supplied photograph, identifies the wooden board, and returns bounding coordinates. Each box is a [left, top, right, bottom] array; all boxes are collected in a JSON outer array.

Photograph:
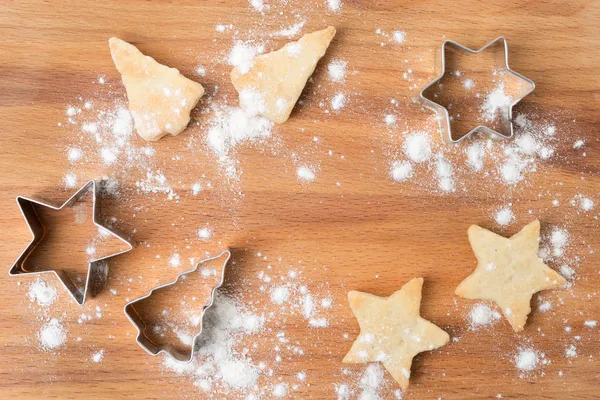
[[1, 0, 600, 398]]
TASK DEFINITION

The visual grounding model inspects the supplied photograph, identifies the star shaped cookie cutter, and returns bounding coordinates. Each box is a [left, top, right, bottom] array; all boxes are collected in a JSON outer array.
[[419, 36, 535, 144], [10, 180, 133, 305], [124, 250, 230, 363]]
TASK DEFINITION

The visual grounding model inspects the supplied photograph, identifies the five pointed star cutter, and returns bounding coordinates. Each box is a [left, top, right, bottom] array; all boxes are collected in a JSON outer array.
[[10, 180, 133, 305], [124, 250, 231, 363], [419, 36, 535, 144]]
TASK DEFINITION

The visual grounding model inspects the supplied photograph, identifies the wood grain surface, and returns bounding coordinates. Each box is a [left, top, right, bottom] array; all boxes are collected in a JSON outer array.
[[1, 1, 600, 399]]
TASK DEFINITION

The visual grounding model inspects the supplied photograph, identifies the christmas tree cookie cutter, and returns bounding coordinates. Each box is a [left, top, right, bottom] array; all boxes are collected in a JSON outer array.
[[124, 250, 231, 363]]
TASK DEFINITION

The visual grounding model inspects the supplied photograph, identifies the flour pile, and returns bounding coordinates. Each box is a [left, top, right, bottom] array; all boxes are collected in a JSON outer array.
[[163, 293, 264, 394], [389, 112, 561, 192]]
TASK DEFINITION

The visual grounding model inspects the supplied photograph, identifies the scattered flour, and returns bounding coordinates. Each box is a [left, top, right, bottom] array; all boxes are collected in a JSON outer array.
[[331, 93, 347, 111], [584, 320, 597, 328], [550, 228, 569, 257], [28, 279, 57, 307], [565, 344, 577, 358], [466, 142, 484, 170], [136, 171, 179, 201], [163, 293, 263, 394], [327, 0, 342, 13], [297, 166, 316, 182], [403, 132, 431, 163], [515, 348, 539, 371], [198, 227, 213, 241], [195, 65, 207, 77], [206, 106, 273, 178], [328, 60, 347, 83], [39, 319, 67, 350], [271, 286, 291, 304], [434, 155, 455, 192], [469, 303, 500, 328], [63, 173, 78, 189], [495, 206, 514, 226], [272, 21, 305, 38], [390, 161, 412, 182], [169, 253, 182, 268], [229, 41, 265, 74], [482, 84, 511, 122], [249, 0, 265, 12], [91, 349, 104, 363], [463, 78, 475, 90], [392, 30, 405, 44], [67, 147, 83, 163], [273, 382, 288, 397]]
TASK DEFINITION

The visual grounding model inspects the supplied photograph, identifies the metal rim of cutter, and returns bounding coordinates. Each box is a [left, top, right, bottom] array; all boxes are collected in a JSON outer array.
[[124, 249, 231, 363], [9, 180, 133, 306], [418, 36, 535, 144]]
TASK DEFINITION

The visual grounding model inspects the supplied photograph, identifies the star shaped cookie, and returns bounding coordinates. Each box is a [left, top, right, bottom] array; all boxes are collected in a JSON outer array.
[[343, 278, 449, 390], [455, 220, 566, 331]]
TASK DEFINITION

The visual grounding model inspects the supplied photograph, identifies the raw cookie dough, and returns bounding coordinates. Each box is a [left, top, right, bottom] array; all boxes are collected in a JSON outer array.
[[455, 220, 567, 332], [230, 26, 336, 123], [109, 37, 205, 141], [343, 278, 449, 390]]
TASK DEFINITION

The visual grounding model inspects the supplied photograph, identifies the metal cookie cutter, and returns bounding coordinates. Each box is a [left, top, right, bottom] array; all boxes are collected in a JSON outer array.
[[10, 180, 133, 305], [419, 36, 535, 144], [124, 250, 231, 363]]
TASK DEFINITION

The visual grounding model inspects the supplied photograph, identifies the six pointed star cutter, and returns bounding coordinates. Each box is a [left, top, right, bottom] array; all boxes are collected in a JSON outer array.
[[124, 250, 231, 363], [419, 36, 535, 144], [9, 180, 133, 305]]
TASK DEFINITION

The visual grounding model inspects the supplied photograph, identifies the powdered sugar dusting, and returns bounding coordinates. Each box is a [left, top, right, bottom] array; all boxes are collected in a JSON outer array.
[[39, 319, 67, 351], [28, 279, 57, 307]]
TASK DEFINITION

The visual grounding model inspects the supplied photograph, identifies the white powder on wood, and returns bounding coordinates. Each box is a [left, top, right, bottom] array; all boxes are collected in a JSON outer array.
[[198, 227, 212, 241], [565, 344, 577, 358], [229, 41, 264, 74], [331, 93, 347, 111], [272, 21, 305, 38], [297, 166, 316, 182], [249, 0, 265, 11], [195, 65, 206, 77], [384, 114, 396, 125], [495, 207, 514, 226], [206, 107, 273, 156], [390, 161, 412, 182], [39, 319, 67, 350], [91, 349, 104, 363], [63, 173, 78, 189], [163, 293, 263, 392], [328, 60, 347, 82], [67, 147, 83, 163], [28, 279, 57, 307], [466, 142, 484, 170], [463, 78, 475, 90], [403, 132, 431, 163], [515, 349, 538, 371], [309, 318, 329, 327], [392, 30, 405, 44], [434, 155, 454, 192], [482, 84, 511, 122], [169, 253, 181, 268], [584, 320, 597, 328], [327, 0, 342, 13], [271, 286, 291, 304], [273, 382, 288, 397], [470, 303, 500, 327], [579, 196, 594, 211], [550, 228, 569, 257]]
